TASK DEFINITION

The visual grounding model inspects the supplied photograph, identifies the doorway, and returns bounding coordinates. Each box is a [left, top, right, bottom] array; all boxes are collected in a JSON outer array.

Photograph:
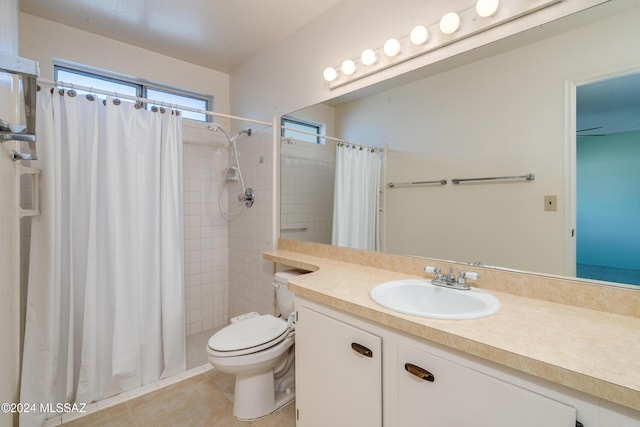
[[574, 71, 640, 286]]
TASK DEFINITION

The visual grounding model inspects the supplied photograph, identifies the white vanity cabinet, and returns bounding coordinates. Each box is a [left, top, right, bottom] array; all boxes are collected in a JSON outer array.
[[294, 297, 640, 426], [295, 305, 382, 427], [294, 297, 595, 427], [398, 342, 576, 426]]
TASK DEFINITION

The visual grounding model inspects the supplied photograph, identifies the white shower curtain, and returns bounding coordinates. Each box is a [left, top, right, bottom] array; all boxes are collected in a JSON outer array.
[[20, 90, 185, 427], [332, 144, 382, 251]]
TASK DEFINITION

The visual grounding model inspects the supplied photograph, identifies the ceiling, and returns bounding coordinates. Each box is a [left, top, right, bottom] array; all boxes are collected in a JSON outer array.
[[19, 0, 341, 73]]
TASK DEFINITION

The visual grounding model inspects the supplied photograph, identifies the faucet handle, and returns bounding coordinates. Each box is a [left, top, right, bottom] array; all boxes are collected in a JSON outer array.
[[424, 266, 443, 280], [465, 272, 479, 280], [458, 271, 479, 284]]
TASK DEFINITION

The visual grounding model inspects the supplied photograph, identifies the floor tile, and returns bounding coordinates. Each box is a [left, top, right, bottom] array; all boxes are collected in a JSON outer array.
[[59, 372, 296, 427], [60, 403, 133, 427], [253, 402, 297, 427]]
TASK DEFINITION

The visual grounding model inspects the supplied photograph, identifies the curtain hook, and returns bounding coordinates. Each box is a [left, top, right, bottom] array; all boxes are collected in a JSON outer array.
[[66, 83, 76, 97]]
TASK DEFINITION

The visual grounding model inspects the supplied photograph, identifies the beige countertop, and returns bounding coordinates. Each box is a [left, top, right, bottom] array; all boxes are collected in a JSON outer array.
[[264, 244, 640, 413]]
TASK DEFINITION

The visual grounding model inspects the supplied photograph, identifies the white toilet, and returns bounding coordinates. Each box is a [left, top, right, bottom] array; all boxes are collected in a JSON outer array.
[[207, 269, 305, 420]]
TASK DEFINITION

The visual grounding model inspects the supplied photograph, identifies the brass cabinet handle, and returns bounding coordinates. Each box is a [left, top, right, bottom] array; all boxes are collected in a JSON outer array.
[[405, 363, 435, 382], [351, 342, 373, 358]]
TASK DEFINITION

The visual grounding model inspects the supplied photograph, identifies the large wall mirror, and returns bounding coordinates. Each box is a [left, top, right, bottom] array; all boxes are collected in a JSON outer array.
[[280, 1, 640, 290]]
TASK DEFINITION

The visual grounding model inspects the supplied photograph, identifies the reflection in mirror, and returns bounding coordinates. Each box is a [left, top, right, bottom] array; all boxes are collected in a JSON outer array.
[[280, 4, 640, 290], [280, 111, 384, 252], [575, 72, 640, 286], [280, 134, 335, 244], [280, 108, 336, 244]]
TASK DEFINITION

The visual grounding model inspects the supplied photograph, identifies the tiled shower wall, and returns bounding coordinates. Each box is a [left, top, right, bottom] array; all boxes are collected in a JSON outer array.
[[280, 139, 335, 245], [182, 123, 230, 335], [228, 124, 277, 319]]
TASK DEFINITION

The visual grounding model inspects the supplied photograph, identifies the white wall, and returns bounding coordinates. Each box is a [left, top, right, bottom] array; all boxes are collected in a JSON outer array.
[[231, 0, 640, 276], [18, 13, 230, 114]]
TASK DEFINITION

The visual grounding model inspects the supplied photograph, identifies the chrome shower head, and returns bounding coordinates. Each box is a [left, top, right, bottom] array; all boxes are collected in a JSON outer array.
[[230, 128, 253, 143], [205, 123, 231, 140], [205, 124, 251, 144]]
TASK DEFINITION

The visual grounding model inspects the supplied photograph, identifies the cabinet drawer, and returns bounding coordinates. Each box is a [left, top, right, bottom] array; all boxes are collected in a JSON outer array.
[[398, 342, 576, 427]]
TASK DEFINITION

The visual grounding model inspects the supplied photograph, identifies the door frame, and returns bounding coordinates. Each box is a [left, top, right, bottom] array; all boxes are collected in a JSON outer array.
[[565, 64, 640, 277]]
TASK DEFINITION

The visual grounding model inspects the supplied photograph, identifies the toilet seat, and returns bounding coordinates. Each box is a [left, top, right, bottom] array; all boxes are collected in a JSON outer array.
[[208, 315, 291, 357]]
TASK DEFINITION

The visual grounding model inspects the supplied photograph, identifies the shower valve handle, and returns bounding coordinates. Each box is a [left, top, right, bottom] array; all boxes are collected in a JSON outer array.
[[238, 188, 255, 207]]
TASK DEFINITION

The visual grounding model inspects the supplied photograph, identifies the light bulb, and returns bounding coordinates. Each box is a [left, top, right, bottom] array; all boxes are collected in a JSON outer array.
[[341, 60, 357, 76], [323, 67, 338, 82], [476, 0, 500, 17], [440, 12, 460, 35], [361, 49, 378, 66], [383, 38, 401, 57], [410, 25, 429, 45]]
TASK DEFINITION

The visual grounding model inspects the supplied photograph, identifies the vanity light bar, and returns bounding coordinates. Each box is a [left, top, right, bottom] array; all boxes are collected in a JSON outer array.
[[323, 0, 562, 89]]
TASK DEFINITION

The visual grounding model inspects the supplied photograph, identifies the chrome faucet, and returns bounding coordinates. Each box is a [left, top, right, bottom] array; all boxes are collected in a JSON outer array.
[[424, 266, 478, 291]]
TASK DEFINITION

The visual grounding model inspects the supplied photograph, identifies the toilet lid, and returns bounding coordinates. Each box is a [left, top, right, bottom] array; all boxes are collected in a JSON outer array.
[[208, 315, 289, 352]]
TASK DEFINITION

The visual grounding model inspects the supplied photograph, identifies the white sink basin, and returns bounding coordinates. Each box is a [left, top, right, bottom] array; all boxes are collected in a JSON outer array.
[[370, 279, 500, 320]]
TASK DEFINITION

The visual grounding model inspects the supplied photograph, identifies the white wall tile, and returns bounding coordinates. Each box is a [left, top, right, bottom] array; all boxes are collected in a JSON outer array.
[[183, 122, 231, 335], [227, 127, 277, 318]]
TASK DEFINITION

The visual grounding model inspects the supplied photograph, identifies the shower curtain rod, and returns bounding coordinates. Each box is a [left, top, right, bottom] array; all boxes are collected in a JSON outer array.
[[37, 78, 273, 127], [281, 125, 382, 151]]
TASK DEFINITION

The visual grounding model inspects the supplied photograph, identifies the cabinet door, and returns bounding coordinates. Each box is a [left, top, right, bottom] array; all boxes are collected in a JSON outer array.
[[398, 343, 576, 427], [296, 306, 382, 427]]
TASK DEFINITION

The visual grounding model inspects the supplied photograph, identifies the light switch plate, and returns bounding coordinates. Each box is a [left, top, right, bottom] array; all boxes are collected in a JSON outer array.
[[544, 195, 557, 211]]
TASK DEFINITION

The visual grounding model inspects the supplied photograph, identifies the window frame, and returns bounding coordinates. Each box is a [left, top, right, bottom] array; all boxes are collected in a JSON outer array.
[[281, 116, 325, 144], [53, 63, 213, 122]]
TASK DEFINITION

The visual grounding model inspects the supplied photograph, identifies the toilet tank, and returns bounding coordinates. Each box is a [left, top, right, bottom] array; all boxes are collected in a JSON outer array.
[[274, 269, 307, 317]]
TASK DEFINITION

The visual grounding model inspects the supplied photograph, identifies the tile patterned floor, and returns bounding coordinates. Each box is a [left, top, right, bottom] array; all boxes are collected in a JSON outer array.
[[59, 369, 296, 427], [186, 327, 221, 370]]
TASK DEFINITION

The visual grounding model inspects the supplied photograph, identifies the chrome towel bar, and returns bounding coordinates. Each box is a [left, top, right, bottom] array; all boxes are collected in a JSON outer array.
[[387, 179, 447, 188], [452, 174, 535, 184]]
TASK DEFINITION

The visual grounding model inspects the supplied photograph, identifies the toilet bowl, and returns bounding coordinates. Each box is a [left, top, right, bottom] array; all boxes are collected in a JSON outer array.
[[207, 269, 305, 420]]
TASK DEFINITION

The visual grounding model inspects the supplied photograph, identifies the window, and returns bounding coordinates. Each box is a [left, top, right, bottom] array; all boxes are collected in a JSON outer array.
[[281, 116, 324, 144], [54, 64, 212, 122]]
